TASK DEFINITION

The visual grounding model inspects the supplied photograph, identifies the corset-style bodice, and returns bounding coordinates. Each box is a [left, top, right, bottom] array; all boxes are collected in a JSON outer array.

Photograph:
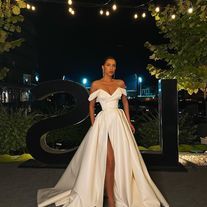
[[88, 87, 127, 111]]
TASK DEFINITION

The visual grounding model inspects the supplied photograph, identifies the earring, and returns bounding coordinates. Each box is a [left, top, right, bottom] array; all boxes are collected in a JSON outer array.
[[102, 69, 104, 77]]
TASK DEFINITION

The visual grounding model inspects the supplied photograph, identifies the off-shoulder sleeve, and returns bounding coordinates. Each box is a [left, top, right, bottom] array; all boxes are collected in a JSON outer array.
[[120, 87, 127, 96], [88, 90, 99, 101]]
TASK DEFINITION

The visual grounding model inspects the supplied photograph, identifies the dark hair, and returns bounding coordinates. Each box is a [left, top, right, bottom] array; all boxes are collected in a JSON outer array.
[[102, 56, 116, 65]]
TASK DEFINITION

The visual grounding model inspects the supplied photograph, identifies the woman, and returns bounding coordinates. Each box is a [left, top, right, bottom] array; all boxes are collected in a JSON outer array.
[[37, 56, 170, 207]]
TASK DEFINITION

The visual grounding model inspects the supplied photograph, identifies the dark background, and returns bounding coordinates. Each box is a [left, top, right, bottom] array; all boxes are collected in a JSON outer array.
[[24, 0, 173, 86]]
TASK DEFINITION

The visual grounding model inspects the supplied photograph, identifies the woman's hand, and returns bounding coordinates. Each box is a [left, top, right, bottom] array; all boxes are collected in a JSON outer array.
[[129, 122, 135, 134]]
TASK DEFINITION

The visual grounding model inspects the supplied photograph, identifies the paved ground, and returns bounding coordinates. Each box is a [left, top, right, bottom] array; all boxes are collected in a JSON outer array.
[[0, 163, 207, 207]]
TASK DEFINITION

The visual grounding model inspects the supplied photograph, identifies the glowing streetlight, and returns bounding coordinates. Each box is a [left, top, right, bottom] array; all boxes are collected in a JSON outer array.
[[82, 78, 88, 85], [171, 14, 176, 19], [35, 75, 39, 82], [138, 77, 143, 96], [31, 6, 36, 11]]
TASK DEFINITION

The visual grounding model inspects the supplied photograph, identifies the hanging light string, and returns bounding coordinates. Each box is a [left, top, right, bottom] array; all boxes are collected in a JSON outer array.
[[25, 2, 36, 11], [25, 0, 195, 21]]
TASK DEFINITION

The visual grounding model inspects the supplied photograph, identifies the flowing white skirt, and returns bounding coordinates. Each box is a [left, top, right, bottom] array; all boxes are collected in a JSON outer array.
[[37, 108, 169, 207]]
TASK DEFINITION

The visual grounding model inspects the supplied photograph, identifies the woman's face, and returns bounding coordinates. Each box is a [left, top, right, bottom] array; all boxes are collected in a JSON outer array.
[[102, 58, 116, 77]]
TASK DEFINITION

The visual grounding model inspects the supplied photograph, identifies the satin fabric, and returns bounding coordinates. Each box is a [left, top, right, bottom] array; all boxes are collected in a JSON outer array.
[[37, 87, 169, 207]]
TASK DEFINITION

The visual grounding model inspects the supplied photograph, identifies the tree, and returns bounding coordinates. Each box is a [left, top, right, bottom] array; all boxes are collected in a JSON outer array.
[[0, 0, 26, 80], [145, 0, 207, 95]]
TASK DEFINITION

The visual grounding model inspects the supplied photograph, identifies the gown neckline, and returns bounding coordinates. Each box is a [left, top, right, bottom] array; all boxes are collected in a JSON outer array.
[[91, 87, 124, 97]]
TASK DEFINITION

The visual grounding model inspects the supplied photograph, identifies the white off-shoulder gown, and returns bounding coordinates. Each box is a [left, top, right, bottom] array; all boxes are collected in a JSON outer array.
[[37, 87, 170, 207]]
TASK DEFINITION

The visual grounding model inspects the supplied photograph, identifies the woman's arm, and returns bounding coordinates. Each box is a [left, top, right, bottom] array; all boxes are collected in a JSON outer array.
[[120, 80, 136, 133], [89, 81, 97, 126]]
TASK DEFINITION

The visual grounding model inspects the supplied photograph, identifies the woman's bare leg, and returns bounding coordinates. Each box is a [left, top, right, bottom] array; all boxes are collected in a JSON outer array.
[[104, 136, 115, 207]]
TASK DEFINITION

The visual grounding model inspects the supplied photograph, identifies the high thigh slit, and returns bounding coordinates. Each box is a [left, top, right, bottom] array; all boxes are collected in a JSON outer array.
[[104, 134, 115, 204], [37, 87, 170, 207]]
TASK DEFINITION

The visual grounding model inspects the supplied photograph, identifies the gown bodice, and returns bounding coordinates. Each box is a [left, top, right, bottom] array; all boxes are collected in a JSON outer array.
[[88, 87, 127, 111]]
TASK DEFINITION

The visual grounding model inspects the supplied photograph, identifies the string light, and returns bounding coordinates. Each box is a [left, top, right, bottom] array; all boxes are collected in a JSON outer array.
[[26, 3, 36, 11], [25, 1, 196, 21], [155, 7, 160, 12], [67, 0, 75, 16], [26, 4, 31, 9], [69, 7, 73, 13], [99, 9, 104, 15], [106, 10, 110, 16], [188, 7, 193, 14], [68, 0, 72, 5], [31, 6, 36, 11], [112, 4, 117, 11], [134, 13, 138, 19], [142, 12, 146, 18], [68, 7, 75, 15]]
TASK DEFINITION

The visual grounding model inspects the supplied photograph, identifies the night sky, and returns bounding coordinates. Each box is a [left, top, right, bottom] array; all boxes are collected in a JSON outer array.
[[27, 0, 173, 87]]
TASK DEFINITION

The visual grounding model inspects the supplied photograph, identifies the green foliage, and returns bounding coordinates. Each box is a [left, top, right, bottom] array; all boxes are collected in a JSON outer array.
[[136, 110, 198, 147], [148, 145, 161, 151], [0, 66, 9, 79], [146, 0, 207, 94], [178, 144, 207, 152], [192, 144, 207, 151], [178, 144, 193, 152], [0, 0, 26, 80], [178, 112, 198, 144], [138, 146, 149, 151], [0, 153, 33, 163], [136, 111, 160, 147], [0, 105, 43, 154]]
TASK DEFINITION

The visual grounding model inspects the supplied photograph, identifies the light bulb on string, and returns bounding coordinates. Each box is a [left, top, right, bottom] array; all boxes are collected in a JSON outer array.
[[31, 6, 36, 11], [142, 12, 146, 18], [106, 10, 110, 16], [69, 7, 73, 13], [68, 7, 75, 15], [99, 9, 104, 15], [112, 4, 117, 11], [155, 7, 160, 12], [188, 2, 193, 14], [71, 10, 75, 15], [68, 0, 72, 5], [171, 14, 176, 19], [26, 4, 31, 9], [188, 7, 193, 14], [134, 13, 138, 19]]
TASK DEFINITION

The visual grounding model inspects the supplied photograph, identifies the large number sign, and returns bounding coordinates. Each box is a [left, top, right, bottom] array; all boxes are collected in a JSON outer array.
[[26, 79, 178, 166], [26, 80, 89, 164]]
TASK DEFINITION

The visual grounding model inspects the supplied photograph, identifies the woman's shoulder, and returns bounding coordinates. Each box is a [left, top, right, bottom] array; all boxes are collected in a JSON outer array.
[[91, 78, 126, 88], [90, 79, 102, 88], [115, 79, 126, 88], [90, 80, 105, 94]]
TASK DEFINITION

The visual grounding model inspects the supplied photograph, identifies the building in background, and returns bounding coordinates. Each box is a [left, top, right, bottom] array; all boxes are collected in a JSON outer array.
[[0, 15, 39, 105]]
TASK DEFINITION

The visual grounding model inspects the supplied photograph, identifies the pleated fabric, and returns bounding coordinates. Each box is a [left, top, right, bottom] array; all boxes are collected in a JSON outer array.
[[37, 87, 169, 207]]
